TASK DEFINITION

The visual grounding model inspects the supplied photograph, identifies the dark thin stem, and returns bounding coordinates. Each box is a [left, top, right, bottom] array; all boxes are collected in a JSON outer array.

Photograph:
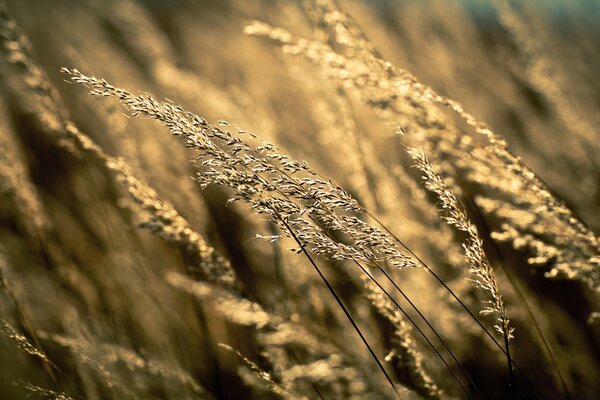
[[280, 219, 400, 398], [428, 264, 544, 399], [265, 223, 324, 399], [355, 261, 472, 400], [366, 211, 545, 400], [504, 328, 518, 399], [511, 279, 569, 398], [510, 276, 570, 399], [464, 194, 571, 400], [378, 268, 484, 400], [504, 320, 517, 396]]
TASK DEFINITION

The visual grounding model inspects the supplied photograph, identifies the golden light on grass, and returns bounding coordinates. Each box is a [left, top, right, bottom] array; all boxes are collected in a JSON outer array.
[[0, 1, 598, 399]]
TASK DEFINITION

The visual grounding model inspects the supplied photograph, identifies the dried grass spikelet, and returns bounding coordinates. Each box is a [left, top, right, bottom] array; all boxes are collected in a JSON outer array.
[[22, 383, 74, 400], [410, 148, 513, 342], [0, 320, 52, 364], [391, 166, 464, 271], [62, 68, 426, 276], [218, 343, 296, 399]]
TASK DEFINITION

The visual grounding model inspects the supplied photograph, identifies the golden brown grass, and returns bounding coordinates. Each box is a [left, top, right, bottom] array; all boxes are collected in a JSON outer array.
[[0, 0, 598, 399]]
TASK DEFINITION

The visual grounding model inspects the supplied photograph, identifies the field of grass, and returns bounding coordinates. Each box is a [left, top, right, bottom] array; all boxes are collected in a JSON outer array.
[[0, 0, 598, 399]]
